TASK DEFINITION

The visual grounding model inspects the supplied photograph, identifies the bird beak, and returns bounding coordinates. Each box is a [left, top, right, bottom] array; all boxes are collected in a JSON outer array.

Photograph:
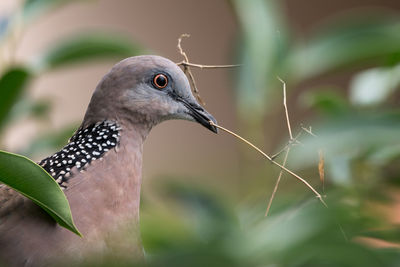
[[169, 95, 217, 134], [168, 92, 218, 133], [183, 101, 218, 134]]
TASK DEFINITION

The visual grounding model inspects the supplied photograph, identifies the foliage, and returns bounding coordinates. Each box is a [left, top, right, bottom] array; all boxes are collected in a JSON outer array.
[[35, 33, 142, 71], [232, 2, 400, 123], [0, 68, 31, 129], [0, 0, 400, 265], [0, 150, 80, 236], [76, 182, 400, 266], [0, 0, 142, 234], [231, 0, 400, 202]]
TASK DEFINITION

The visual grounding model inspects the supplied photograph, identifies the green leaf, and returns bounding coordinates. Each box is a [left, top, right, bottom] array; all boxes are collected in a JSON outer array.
[[301, 89, 350, 116], [350, 64, 400, 106], [34, 33, 142, 71], [232, 0, 288, 121], [6, 98, 51, 125], [0, 68, 31, 130], [19, 124, 78, 157], [0, 150, 81, 236], [288, 17, 400, 81], [289, 112, 400, 169]]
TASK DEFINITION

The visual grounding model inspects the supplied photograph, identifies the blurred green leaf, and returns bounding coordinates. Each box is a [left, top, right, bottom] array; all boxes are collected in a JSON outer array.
[[350, 64, 400, 106], [34, 33, 142, 71], [0, 15, 11, 41], [23, 0, 83, 20], [232, 0, 288, 120], [289, 112, 400, 171], [0, 67, 31, 130], [288, 17, 400, 81], [138, 184, 400, 267], [165, 182, 234, 242], [28, 99, 51, 118], [327, 155, 352, 185], [0, 150, 81, 236], [363, 228, 400, 244], [301, 89, 350, 116], [19, 124, 77, 157], [368, 144, 400, 165], [6, 98, 51, 125], [141, 208, 195, 254]]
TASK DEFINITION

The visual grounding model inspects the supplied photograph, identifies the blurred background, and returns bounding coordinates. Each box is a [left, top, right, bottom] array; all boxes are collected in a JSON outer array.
[[1, 0, 400, 266]]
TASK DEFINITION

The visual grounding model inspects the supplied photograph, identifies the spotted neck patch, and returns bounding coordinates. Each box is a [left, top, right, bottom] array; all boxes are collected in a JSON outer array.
[[39, 121, 121, 189]]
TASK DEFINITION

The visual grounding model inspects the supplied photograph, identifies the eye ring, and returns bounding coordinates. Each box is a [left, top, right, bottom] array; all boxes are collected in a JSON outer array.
[[153, 74, 168, 89]]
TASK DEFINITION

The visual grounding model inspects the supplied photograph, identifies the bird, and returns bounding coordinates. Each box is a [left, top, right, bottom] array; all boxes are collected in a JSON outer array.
[[0, 55, 218, 266]]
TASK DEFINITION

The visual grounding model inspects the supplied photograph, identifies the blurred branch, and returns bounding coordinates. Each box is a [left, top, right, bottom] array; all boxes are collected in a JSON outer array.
[[318, 149, 325, 193], [301, 125, 317, 137]]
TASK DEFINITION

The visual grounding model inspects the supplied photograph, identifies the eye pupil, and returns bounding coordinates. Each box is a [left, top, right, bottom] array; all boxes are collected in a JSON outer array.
[[153, 74, 168, 89]]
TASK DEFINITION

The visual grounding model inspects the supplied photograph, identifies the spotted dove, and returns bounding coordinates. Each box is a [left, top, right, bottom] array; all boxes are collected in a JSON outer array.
[[0, 55, 217, 266]]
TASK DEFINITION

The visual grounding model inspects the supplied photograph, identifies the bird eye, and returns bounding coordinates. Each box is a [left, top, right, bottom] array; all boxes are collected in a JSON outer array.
[[153, 74, 168, 89]]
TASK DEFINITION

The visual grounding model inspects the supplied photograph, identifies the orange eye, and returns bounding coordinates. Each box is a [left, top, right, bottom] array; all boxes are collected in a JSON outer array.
[[153, 74, 168, 89]]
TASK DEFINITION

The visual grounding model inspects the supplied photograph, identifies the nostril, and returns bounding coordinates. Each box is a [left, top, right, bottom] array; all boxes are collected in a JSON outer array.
[[193, 105, 204, 112]]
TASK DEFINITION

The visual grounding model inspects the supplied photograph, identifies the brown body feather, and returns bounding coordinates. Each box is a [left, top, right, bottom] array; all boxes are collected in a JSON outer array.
[[0, 124, 147, 266]]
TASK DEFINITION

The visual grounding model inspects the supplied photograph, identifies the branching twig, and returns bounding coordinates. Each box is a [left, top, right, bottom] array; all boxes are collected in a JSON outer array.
[[267, 78, 300, 216], [271, 130, 303, 160], [264, 78, 327, 215], [301, 125, 317, 137], [209, 121, 327, 207], [175, 36, 327, 213], [177, 34, 241, 106], [277, 77, 293, 140], [265, 147, 291, 217], [177, 61, 241, 69], [177, 34, 205, 106]]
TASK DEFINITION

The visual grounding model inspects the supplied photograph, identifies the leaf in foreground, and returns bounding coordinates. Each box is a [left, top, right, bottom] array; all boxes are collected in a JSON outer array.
[[0, 68, 31, 130], [0, 150, 81, 236]]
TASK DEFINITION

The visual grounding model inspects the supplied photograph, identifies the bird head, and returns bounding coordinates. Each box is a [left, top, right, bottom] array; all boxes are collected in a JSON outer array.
[[83, 55, 217, 133]]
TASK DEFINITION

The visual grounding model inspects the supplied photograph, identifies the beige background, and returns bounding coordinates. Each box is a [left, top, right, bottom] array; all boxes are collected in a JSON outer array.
[[1, 0, 399, 195]]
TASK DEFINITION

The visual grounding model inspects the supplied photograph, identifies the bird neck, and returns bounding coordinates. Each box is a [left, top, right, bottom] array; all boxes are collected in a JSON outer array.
[[76, 120, 151, 216], [63, 120, 151, 245]]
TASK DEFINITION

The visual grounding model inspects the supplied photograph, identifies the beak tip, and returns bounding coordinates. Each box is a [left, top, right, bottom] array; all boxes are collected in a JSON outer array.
[[181, 98, 218, 134], [210, 125, 218, 134], [208, 118, 218, 134]]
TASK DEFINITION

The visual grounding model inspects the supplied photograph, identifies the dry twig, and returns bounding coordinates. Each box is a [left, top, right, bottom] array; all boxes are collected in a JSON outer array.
[[265, 78, 328, 215], [176, 35, 327, 212], [265, 77, 293, 216], [301, 125, 317, 137], [277, 76, 293, 140], [318, 149, 325, 193], [271, 131, 303, 160], [209, 121, 327, 207], [176, 34, 240, 106], [177, 62, 241, 69], [265, 147, 290, 217], [177, 34, 205, 105]]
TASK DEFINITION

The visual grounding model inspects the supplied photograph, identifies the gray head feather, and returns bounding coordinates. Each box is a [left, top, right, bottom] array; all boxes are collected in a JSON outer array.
[[82, 55, 217, 133]]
